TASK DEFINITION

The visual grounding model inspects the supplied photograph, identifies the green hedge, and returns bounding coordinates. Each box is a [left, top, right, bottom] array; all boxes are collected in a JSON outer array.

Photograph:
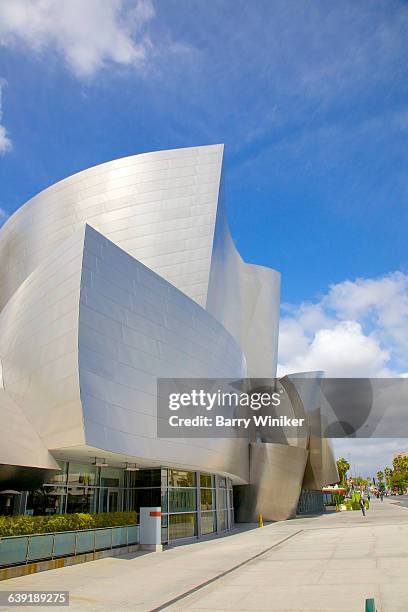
[[0, 512, 138, 537]]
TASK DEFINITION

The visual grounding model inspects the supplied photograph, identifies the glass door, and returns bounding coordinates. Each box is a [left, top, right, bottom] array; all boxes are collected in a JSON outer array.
[[99, 488, 121, 512], [108, 489, 119, 512]]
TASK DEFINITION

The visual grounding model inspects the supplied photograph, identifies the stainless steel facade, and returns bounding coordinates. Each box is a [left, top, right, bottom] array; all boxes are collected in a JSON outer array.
[[0, 145, 338, 523]]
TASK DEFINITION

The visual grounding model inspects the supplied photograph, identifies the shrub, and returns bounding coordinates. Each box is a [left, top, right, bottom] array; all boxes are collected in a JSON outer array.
[[351, 491, 360, 504], [0, 512, 138, 537], [332, 493, 345, 506]]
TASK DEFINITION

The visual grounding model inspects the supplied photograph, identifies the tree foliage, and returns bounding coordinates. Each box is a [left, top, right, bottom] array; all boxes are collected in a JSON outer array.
[[389, 454, 408, 494], [336, 457, 350, 485]]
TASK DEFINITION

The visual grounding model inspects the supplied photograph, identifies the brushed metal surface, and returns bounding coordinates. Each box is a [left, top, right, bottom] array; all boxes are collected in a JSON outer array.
[[234, 442, 309, 522], [234, 375, 338, 521], [0, 144, 337, 519], [0, 390, 58, 472], [78, 225, 249, 480], [0, 145, 224, 311], [289, 373, 339, 489], [206, 202, 280, 378]]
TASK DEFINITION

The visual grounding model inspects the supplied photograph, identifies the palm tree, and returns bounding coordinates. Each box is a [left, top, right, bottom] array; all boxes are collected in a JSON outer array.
[[336, 458, 350, 485], [384, 467, 392, 487]]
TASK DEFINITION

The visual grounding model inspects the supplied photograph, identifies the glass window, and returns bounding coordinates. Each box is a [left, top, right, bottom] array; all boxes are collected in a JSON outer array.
[[200, 489, 214, 511], [107, 489, 121, 512], [124, 488, 136, 512], [122, 469, 162, 488], [217, 489, 227, 510], [46, 461, 68, 485], [218, 476, 227, 488], [169, 513, 196, 539], [169, 470, 196, 487], [201, 511, 216, 535], [218, 509, 227, 531], [128, 489, 161, 513], [66, 487, 98, 513], [161, 488, 168, 513], [67, 463, 98, 486], [26, 487, 65, 516], [100, 467, 122, 488], [160, 515, 168, 544], [169, 489, 196, 512], [0, 493, 20, 516], [124, 488, 161, 514], [124, 470, 135, 489], [200, 474, 213, 488], [140, 469, 162, 487]]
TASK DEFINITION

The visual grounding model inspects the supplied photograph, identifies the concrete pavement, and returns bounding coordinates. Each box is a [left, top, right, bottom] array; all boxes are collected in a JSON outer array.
[[393, 493, 408, 508], [1, 498, 408, 611]]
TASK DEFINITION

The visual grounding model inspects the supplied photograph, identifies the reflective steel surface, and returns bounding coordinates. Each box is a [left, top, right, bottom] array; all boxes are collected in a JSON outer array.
[[0, 144, 338, 520], [0, 145, 224, 311]]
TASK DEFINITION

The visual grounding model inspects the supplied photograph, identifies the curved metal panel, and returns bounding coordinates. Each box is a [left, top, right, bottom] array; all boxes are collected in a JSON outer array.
[[0, 145, 224, 311], [206, 202, 280, 378], [288, 373, 339, 489], [0, 227, 86, 449], [0, 390, 58, 472], [302, 409, 339, 489], [234, 374, 338, 521], [0, 221, 249, 482], [235, 442, 308, 522], [78, 225, 249, 481]]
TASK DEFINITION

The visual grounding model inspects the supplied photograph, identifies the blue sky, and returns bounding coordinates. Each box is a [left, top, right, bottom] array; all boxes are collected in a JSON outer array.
[[1, 0, 407, 304], [1, 0, 408, 473]]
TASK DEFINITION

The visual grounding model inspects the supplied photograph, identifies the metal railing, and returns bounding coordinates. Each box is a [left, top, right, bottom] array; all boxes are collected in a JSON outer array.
[[0, 524, 139, 568]]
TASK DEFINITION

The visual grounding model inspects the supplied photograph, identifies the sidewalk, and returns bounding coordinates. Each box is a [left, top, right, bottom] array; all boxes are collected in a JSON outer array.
[[0, 498, 407, 611]]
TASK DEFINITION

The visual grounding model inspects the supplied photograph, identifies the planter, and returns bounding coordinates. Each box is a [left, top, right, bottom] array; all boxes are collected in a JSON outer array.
[[0, 524, 139, 568]]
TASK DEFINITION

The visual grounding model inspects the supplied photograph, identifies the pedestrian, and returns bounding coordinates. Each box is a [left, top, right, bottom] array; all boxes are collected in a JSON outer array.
[[367, 492, 371, 503], [359, 492, 366, 516], [380, 491, 384, 502]]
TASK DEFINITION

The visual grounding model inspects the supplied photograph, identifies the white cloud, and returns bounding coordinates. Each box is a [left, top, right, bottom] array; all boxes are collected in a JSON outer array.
[[0, 124, 11, 155], [0, 81, 12, 154], [279, 277, 408, 475], [326, 273, 408, 368], [0, 0, 155, 78], [278, 272, 408, 377]]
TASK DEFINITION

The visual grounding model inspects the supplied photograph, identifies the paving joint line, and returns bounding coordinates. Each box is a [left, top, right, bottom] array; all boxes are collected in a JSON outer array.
[[149, 529, 303, 612]]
